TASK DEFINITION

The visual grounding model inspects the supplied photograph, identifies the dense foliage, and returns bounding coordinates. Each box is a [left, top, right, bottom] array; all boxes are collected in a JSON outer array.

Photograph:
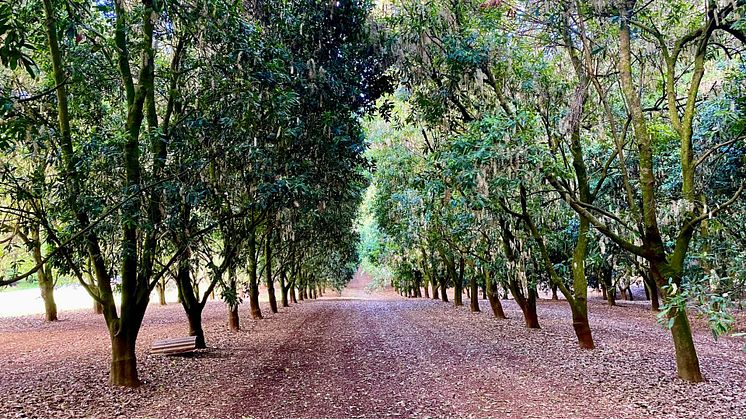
[[362, 0, 746, 383], [0, 0, 387, 386]]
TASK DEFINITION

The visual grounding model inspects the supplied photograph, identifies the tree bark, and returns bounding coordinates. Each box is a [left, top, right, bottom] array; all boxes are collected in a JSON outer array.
[[110, 332, 139, 387], [509, 279, 540, 328], [601, 264, 616, 306], [439, 273, 448, 302], [157, 279, 167, 305], [29, 227, 58, 322], [248, 226, 263, 319], [265, 220, 278, 313], [651, 262, 703, 382], [228, 306, 240, 331], [642, 271, 660, 311], [280, 270, 289, 307], [186, 308, 206, 348], [227, 264, 240, 331], [452, 257, 463, 306], [176, 249, 207, 349], [485, 271, 507, 319], [290, 282, 298, 303], [469, 271, 479, 312]]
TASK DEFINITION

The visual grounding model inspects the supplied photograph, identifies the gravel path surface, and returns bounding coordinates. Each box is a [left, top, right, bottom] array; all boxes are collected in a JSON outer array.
[[1, 274, 744, 418]]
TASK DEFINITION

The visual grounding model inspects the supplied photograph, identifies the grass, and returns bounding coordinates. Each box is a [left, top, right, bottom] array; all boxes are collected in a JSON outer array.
[[0, 276, 78, 293]]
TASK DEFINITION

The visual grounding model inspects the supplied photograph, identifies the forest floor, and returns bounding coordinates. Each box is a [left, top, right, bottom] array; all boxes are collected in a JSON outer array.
[[1, 272, 745, 418]]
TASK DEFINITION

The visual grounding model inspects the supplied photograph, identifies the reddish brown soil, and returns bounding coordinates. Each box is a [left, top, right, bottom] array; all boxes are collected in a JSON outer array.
[[1, 274, 744, 418]]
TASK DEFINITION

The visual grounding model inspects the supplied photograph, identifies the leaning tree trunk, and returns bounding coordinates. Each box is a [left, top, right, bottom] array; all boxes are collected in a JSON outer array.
[[569, 216, 594, 349], [642, 271, 660, 311], [509, 279, 540, 328], [570, 303, 594, 349], [652, 263, 703, 382], [485, 272, 507, 319], [176, 252, 207, 349]]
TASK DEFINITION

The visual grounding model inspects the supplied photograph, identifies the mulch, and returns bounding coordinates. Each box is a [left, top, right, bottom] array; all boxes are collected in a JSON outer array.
[[0, 281, 744, 418]]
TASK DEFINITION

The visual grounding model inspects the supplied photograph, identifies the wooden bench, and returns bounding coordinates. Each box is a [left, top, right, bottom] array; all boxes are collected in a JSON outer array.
[[150, 336, 197, 355]]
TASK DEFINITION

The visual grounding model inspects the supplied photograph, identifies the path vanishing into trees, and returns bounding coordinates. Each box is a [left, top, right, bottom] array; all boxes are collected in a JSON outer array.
[[1, 271, 745, 418]]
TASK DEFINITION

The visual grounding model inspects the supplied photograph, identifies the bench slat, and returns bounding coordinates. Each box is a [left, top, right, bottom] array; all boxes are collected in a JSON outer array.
[[151, 336, 197, 355]]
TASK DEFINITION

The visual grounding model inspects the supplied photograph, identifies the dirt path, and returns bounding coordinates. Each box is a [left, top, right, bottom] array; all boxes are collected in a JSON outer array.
[[1, 276, 745, 418]]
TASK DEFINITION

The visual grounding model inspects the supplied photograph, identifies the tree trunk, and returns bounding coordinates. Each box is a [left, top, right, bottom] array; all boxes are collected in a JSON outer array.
[[227, 265, 240, 331], [452, 258, 463, 307], [570, 303, 594, 349], [651, 263, 703, 381], [186, 308, 206, 348], [619, 286, 628, 300], [551, 284, 559, 300], [509, 279, 539, 328], [94, 301, 104, 314], [642, 271, 660, 311], [110, 332, 140, 387], [570, 216, 594, 349], [469, 272, 479, 312], [265, 219, 278, 313], [290, 283, 298, 303], [228, 306, 240, 331], [248, 227, 263, 319], [31, 226, 57, 321], [157, 279, 167, 305], [439, 274, 448, 302], [38, 267, 57, 322], [176, 250, 207, 349], [485, 272, 507, 319], [431, 273, 439, 300], [601, 265, 616, 306], [670, 306, 703, 382], [280, 271, 289, 308], [525, 288, 540, 329]]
